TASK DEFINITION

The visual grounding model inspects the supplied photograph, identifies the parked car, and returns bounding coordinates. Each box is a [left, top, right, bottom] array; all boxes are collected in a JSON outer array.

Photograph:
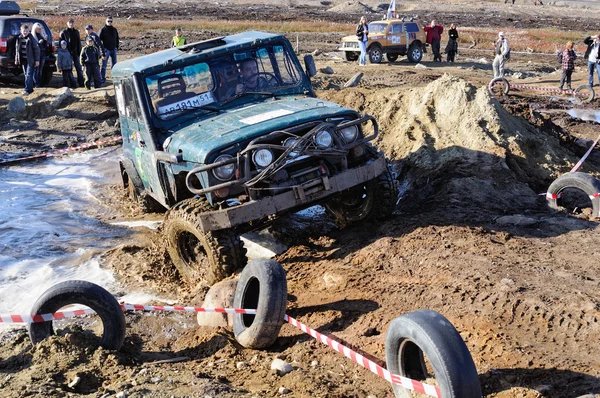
[[112, 31, 397, 286], [0, 1, 56, 85], [339, 18, 426, 63]]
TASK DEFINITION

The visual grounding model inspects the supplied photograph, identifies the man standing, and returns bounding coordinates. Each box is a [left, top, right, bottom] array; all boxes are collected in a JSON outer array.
[[81, 37, 102, 90], [424, 20, 443, 62], [14, 24, 40, 96], [584, 34, 600, 87], [99, 16, 119, 84], [493, 32, 510, 78], [60, 18, 84, 88], [84, 24, 104, 87]]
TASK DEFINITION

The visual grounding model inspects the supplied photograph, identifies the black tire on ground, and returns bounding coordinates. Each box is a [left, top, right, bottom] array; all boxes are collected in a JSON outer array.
[[41, 68, 54, 86], [232, 258, 287, 349], [488, 77, 510, 96], [325, 166, 396, 227], [123, 168, 164, 213], [546, 172, 600, 217], [574, 84, 595, 103], [344, 51, 359, 62], [387, 53, 399, 62], [28, 280, 126, 351], [368, 45, 383, 64], [407, 44, 423, 63], [385, 310, 482, 398], [163, 198, 247, 285]]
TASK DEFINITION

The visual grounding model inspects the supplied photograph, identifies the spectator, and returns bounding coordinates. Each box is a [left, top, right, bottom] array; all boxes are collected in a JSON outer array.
[[504, 0, 515, 4], [84, 24, 104, 87], [31, 22, 48, 87], [14, 24, 40, 96], [60, 18, 84, 88], [493, 32, 510, 78], [99, 16, 119, 84], [356, 16, 368, 66], [583, 34, 600, 87], [80, 37, 102, 90], [424, 20, 443, 62], [445, 23, 458, 62], [57, 40, 77, 88], [172, 28, 186, 47], [559, 41, 576, 91]]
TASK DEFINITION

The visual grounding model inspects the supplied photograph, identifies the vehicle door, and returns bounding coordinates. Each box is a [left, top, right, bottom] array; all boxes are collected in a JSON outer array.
[[404, 23, 420, 47], [387, 22, 404, 52]]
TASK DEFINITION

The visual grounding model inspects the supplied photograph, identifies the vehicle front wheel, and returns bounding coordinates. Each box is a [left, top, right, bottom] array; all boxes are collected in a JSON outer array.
[[344, 51, 359, 62], [368, 46, 383, 64], [387, 52, 399, 62], [325, 167, 396, 227], [407, 44, 423, 63], [164, 198, 247, 286]]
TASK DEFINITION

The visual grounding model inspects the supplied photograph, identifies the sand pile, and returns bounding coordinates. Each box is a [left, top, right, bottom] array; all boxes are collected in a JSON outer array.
[[320, 74, 593, 213], [328, 0, 373, 13]]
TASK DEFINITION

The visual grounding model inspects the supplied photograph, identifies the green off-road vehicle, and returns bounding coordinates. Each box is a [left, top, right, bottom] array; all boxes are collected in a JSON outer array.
[[112, 31, 396, 285]]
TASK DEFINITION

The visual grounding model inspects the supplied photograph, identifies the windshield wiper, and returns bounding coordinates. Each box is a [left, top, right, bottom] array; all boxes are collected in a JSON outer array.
[[220, 91, 277, 106], [160, 103, 221, 117]]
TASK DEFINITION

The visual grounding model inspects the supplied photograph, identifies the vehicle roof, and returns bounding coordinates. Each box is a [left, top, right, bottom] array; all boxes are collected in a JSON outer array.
[[112, 30, 284, 78], [370, 19, 418, 24]]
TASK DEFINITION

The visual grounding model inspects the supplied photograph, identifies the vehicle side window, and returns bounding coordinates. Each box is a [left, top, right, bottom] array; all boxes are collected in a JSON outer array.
[[405, 23, 420, 33], [389, 24, 403, 34], [272, 45, 300, 85], [122, 81, 141, 123]]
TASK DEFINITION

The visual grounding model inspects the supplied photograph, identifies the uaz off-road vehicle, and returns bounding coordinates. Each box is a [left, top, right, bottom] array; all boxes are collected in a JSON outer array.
[[112, 31, 396, 285], [339, 18, 426, 64]]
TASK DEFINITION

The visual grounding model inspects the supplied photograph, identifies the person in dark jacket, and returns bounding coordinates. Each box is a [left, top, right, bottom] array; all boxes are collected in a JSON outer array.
[[583, 34, 600, 87], [57, 40, 77, 88], [14, 24, 40, 95], [60, 18, 84, 88], [84, 24, 104, 87], [559, 41, 576, 91], [356, 16, 368, 66], [81, 37, 102, 89], [445, 23, 459, 62], [31, 22, 48, 87], [99, 16, 119, 84], [424, 20, 443, 62]]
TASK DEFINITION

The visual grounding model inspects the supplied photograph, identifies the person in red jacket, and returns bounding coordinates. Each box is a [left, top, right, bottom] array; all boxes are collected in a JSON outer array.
[[424, 20, 444, 62]]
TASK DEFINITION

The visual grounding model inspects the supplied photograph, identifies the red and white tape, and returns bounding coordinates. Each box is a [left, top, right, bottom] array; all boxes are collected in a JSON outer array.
[[284, 314, 441, 397], [0, 136, 123, 165], [120, 304, 256, 314], [509, 84, 579, 95]]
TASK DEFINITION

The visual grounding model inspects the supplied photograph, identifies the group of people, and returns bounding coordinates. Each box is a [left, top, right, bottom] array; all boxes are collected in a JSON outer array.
[[424, 20, 459, 63], [14, 16, 119, 95]]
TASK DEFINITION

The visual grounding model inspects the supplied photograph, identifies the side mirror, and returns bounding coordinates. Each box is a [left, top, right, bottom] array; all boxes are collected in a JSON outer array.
[[304, 54, 317, 78]]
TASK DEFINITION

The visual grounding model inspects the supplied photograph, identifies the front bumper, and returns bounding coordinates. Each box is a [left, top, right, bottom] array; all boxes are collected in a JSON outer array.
[[195, 156, 388, 232]]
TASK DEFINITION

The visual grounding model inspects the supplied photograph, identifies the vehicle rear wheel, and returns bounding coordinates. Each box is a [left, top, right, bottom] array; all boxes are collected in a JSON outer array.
[[407, 44, 423, 63], [344, 51, 359, 62], [41, 68, 54, 86], [387, 53, 399, 62], [368, 46, 383, 64], [164, 198, 248, 286], [125, 171, 164, 213], [325, 166, 396, 227]]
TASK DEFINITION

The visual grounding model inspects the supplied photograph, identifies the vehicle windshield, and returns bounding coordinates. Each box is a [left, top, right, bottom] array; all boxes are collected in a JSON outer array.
[[146, 43, 303, 120], [368, 23, 387, 35]]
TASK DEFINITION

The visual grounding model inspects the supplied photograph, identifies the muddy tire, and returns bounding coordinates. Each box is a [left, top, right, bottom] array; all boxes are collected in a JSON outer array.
[[368, 45, 383, 64], [407, 44, 423, 63], [385, 310, 481, 398], [344, 51, 359, 62], [387, 53, 399, 62], [164, 198, 247, 286], [124, 169, 164, 213], [325, 166, 396, 227], [28, 280, 126, 351], [232, 259, 287, 349], [488, 77, 510, 96], [574, 84, 595, 103], [546, 172, 600, 217]]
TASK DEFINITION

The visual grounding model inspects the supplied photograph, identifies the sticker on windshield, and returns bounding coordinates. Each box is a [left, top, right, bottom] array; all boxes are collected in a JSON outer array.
[[157, 92, 215, 116], [240, 109, 293, 125]]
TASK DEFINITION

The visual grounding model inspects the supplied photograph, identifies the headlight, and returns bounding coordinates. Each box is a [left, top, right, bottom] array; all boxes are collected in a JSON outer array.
[[212, 154, 235, 181], [283, 137, 300, 157], [339, 125, 358, 143], [253, 149, 274, 168], [314, 130, 333, 148]]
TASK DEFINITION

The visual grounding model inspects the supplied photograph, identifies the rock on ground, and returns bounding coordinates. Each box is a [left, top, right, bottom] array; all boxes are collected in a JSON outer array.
[[197, 278, 238, 327]]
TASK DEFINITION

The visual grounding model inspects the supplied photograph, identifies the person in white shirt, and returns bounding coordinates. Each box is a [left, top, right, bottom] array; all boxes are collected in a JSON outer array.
[[492, 32, 510, 79], [583, 34, 600, 86]]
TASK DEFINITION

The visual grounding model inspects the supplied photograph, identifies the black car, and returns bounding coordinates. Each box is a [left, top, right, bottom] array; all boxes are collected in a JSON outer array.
[[0, 1, 56, 85]]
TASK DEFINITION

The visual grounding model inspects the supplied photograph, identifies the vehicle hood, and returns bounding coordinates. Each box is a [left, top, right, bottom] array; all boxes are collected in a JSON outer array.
[[166, 96, 356, 164], [341, 35, 359, 43]]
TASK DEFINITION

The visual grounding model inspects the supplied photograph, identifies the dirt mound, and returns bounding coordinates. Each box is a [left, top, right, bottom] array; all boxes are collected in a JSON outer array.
[[319, 74, 595, 214], [327, 0, 373, 13]]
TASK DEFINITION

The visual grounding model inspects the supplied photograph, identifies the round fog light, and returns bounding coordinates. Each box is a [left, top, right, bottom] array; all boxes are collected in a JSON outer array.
[[352, 145, 365, 157], [215, 188, 230, 198], [253, 149, 274, 168], [315, 130, 333, 148]]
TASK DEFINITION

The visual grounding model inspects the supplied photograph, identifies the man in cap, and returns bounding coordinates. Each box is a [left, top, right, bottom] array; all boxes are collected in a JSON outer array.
[[84, 24, 104, 86], [60, 18, 84, 87], [493, 31, 510, 78], [80, 36, 102, 89], [99, 16, 119, 84]]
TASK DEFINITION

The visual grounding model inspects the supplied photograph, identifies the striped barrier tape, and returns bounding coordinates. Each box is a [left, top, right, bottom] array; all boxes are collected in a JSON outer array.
[[507, 84, 579, 95], [570, 133, 600, 173], [1, 305, 441, 397], [284, 314, 441, 397], [0, 136, 123, 165]]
